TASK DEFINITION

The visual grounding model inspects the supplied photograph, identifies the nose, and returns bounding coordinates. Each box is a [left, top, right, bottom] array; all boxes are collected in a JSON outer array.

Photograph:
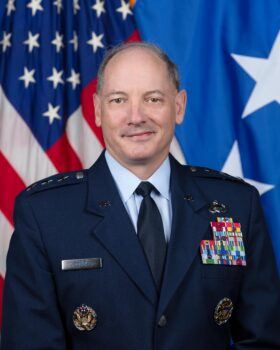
[[127, 100, 146, 125]]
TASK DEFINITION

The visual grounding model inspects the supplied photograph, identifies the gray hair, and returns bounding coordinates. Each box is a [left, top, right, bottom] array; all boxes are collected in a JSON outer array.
[[96, 42, 180, 93]]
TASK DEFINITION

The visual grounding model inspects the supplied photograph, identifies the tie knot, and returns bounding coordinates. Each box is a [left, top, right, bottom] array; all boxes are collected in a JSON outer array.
[[135, 181, 156, 197]]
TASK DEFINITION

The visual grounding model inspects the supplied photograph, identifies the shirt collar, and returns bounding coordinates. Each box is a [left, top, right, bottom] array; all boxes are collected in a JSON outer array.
[[105, 151, 171, 203]]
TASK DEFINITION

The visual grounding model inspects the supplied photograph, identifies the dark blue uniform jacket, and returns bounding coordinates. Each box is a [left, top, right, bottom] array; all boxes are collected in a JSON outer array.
[[1, 153, 280, 349]]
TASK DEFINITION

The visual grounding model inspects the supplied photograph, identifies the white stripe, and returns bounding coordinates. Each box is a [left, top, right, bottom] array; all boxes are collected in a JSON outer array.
[[0, 86, 57, 186], [170, 136, 186, 165], [66, 107, 103, 168], [0, 211, 13, 277]]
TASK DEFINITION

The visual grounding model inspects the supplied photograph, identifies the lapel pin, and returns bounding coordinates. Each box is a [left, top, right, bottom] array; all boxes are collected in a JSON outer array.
[[184, 194, 194, 201], [214, 297, 233, 325], [73, 304, 98, 331], [208, 200, 228, 214], [98, 200, 111, 208]]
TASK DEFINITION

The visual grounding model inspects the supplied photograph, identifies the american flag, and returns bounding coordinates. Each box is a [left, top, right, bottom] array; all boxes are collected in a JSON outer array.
[[0, 0, 140, 327]]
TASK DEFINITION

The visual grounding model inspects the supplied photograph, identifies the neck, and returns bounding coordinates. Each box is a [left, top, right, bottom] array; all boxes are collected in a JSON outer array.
[[126, 161, 165, 180]]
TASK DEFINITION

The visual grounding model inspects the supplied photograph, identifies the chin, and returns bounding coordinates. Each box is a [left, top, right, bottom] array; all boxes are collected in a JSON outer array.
[[125, 151, 155, 164], [124, 144, 169, 165]]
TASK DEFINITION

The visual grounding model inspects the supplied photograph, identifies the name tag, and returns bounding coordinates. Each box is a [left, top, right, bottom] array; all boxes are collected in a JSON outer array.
[[61, 258, 103, 271]]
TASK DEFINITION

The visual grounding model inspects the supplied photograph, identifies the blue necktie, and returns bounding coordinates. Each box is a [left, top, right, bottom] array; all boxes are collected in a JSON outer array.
[[136, 182, 167, 291]]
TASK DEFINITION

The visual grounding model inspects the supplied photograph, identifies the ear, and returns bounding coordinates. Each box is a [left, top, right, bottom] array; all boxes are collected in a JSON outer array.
[[93, 93, 101, 127], [175, 89, 187, 125]]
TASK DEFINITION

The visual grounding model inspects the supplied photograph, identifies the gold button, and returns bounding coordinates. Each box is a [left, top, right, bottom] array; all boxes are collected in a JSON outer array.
[[73, 304, 97, 331], [214, 298, 233, 325]]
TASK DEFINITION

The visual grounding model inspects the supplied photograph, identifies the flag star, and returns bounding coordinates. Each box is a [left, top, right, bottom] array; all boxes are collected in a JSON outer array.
[[222, 141, 274, 196], [232, 30, 280, 118], [43, 103, 61, 124], [23, 31, 40, 53], [0, 31, 12, 52], [92, 0, 105, 17], [27, 0, 43, 16], [73, 0, 80, 14], [67, 69, 80, 89], [87, 32, 104, 53], [19, 67, 36, 88], [53, 0, 63, 14], [69, 31, 78, 52], [116, 0, 132, 20], [6, 0, 16, 16], [47, 68, 64, 89], [51, 31, 64, 53]]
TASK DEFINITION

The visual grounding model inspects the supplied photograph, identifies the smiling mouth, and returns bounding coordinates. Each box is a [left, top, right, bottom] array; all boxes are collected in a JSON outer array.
[[127, 131, 154, 137], [121, 132, 155, 141], [122, 130, 155, 137]]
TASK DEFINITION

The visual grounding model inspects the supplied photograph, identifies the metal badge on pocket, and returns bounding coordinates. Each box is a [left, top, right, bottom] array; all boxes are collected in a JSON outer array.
[[73, 304, 98, 331], [214, 298, 233, 325]]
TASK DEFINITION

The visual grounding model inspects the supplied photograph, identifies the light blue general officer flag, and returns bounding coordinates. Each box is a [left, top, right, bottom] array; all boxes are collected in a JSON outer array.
[[133, 0, 280, 269]]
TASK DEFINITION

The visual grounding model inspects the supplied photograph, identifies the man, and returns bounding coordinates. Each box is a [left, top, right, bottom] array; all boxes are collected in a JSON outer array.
[[1, 42, 280, 349]]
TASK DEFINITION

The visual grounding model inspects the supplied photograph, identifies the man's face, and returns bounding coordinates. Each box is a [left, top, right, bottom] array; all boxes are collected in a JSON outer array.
[[94, 47, 186, 168]]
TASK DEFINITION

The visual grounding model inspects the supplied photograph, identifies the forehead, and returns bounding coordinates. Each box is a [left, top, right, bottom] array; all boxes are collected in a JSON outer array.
[[101, 48, 171, 92]]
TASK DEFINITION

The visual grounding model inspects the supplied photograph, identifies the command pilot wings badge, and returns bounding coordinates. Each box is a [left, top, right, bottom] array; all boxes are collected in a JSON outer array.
[[200, 217, 246, 266]]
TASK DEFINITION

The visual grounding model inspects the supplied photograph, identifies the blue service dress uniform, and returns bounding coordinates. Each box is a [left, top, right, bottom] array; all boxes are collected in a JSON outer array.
[[1, 152, 280, 349]]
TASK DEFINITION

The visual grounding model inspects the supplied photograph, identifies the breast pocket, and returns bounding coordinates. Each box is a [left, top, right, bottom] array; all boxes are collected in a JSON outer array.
[[200, 264, 245, 281]]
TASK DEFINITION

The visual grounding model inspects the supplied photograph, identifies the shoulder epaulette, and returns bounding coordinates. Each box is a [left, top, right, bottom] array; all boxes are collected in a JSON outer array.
[[22, 170, 87, 197], [187, 165, 246, 184]]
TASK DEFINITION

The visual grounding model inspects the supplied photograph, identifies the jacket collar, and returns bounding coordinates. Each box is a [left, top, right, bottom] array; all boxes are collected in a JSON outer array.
[[86, 151, 158, 305], [157, 155, 211, 318]]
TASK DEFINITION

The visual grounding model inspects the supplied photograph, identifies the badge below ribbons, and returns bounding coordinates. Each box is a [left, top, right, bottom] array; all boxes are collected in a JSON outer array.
[[200, 217, 246, 266]]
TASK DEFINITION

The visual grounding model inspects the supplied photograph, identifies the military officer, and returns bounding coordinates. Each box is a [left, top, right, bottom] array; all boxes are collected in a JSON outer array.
[[1, 42, 280, 350]]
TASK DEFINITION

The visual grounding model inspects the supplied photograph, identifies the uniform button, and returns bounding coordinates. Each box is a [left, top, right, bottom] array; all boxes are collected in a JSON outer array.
[[158, 315, 167, 327]]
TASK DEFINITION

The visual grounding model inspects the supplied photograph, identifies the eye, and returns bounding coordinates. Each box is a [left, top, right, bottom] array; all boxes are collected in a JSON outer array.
[[146, 97, 163, 103], [109, 97, 125, 104]]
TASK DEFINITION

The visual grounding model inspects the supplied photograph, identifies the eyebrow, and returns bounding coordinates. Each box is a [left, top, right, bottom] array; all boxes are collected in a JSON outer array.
[[104, 89, 165, 98], [144, 90, 165, 97], [104, 91, 128, 98]]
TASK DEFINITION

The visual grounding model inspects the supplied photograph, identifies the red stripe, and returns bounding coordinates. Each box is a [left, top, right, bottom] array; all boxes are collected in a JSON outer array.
[[126, 29, 141, 42], [81, 29, 141, 146], [81, 79, 105, 147], [0, 151, 26, 225], [0, 154, 25, 330], [46, 132, 83, 172], [0, 275, 4, 329]]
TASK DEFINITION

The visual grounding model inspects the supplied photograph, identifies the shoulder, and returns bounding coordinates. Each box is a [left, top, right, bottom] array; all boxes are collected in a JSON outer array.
[[183, 165, 260, 206], [181, 164, 257, 199], [170, 154, 249, 186], [17, 169, 88, 202], [186, 165, 248, 185], [182, 165, 260, 216]]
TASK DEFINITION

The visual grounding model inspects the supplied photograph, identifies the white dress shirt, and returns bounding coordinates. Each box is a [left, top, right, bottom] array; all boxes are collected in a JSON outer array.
[[105, 151, 172, 242]]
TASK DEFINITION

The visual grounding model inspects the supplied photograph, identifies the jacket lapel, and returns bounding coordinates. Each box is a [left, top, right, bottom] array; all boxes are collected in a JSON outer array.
[[157, 157, 212, 318], [86, 153, 157, 306]]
